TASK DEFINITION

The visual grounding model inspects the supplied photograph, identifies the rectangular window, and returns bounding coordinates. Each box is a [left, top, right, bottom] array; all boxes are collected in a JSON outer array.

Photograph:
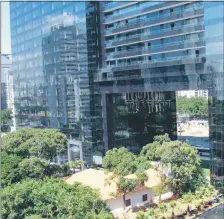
[[125, 199, 131, 207], [142, 194, 148, 202], [196, 50, 200, 57]]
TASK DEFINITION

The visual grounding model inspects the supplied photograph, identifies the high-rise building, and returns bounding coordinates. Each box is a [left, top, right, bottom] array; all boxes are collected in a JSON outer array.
[[95, 1, 223, 187], [10, 1, 224, 187], [10, 2, 103, 165]]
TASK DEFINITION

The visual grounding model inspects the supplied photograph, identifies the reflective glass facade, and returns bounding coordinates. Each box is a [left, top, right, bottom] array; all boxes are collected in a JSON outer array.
[[96, 1, 224, 187], [10, 2, 103, 165], [204, 2, 224, 188], [106, 91, 177, 152], [11, 1, 224, 186]]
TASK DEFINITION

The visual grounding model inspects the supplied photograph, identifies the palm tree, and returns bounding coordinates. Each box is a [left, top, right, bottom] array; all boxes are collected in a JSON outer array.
[[158, 203, 167, 218], [147, 209, 156, 218], [182, 192, 193, 214], [195, 188, 205, 210], [169, 201, 176, 218], [137, 211, 147, 219]]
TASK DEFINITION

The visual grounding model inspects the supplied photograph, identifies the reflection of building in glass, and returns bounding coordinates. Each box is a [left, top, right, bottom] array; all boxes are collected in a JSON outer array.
[[106, 92, 176, 153], [204, 2, 224, 188], [98, 1, 224, 187], [1, 54, 11, 110], [10, 2, 224, 185], [97, 1, 207, 153], [42, 23, 93, 163], [10, 2, 103, 165]]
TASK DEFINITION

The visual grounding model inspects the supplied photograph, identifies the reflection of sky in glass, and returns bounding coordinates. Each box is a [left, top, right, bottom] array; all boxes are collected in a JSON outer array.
[[204, 2, 224, 58]]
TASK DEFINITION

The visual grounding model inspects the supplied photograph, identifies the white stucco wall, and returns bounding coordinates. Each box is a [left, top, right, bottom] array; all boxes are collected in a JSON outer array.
[[107, 188, 153, 213]]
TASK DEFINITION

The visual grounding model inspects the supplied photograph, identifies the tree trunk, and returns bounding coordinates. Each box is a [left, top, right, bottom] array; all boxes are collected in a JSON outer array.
[[123, 193, 126, 209]]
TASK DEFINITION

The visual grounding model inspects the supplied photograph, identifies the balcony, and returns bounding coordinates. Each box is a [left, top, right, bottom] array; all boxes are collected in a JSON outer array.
[[106, 40, 205, 60], [105, 8, 204, 36], [110, 55, 206, 72], [106, 24, 204, 48], [104, 2, 133, 12], [104, 1, 181, 23]]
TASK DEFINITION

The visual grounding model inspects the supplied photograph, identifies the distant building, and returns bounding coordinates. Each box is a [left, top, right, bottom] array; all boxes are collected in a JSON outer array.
[[1, 54, 16, 130], [176, 90, 208, 98], [1, 54, 11, 110]]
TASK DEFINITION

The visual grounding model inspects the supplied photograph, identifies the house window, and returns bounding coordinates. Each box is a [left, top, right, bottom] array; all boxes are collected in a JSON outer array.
[[148, 56, 152, 61], [142, 194, 148, 202], [125, 199, 131, 207]]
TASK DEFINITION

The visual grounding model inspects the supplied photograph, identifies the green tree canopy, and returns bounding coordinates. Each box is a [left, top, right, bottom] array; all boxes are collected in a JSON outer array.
[[160, 140, 206, 195], [1, 152, 23, 187], [176, 96, 208, 116], [18, 157, 48, 180], [2, 128, 67, 161], [141, 134, 206, 195], [1, 128, 68, 187], [1, 178, 113, 219], [1, 109, 13, 132], [102, 147, 138, 176]]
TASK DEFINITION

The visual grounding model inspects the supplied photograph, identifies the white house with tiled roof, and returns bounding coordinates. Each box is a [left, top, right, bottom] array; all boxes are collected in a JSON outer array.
[[65, 168, 161, 217]]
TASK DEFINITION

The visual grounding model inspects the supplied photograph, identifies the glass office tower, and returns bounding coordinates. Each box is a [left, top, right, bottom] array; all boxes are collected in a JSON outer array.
[[204, 2, 224, 188], [10, 2, 103, 165], [96, 1, 224, 187], [10, 1, 224, 186]]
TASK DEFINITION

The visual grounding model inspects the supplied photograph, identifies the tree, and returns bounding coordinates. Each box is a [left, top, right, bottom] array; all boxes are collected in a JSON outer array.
[[158, 203, 167, 218], [159, 140, 206, 195], [1, 178, 113, 219], [136, 170, 148, 186], [117, 177, 138, 209], [136, 211, 147, 219], [1, 152, 23, 187], [152, 174, 170, 203], [18, 157, 48, 180], [169, 201, 176, 218], [140, 133, 170, 162], [140, 141, 162, 161], [68, 160, 85, 173], [102, 147, 138, 176], [153, 133, 171, 144], [1, 109, 13, 132], [2, 128, 67, 161], [141, 134, 206, 195], [182, 192, 194, 213], [135, 155, 152, 170], [147, 209, 156, 218], [176, 96, 208, 116]]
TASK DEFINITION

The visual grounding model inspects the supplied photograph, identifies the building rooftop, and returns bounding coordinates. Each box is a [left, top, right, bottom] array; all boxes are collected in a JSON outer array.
[[65, 168, 161, 200]]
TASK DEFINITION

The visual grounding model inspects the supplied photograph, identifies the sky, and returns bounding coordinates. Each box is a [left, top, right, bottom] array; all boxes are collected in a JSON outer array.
[[1, 2, 11, 54]]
